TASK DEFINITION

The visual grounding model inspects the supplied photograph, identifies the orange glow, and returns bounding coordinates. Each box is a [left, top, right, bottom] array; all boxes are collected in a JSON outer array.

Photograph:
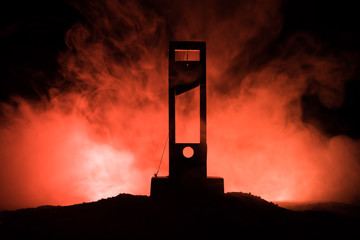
[[0, 0, 359, 210], [175, 49, 200, 62], [183, 146, 194, 158], [175, 86, 200, 143]]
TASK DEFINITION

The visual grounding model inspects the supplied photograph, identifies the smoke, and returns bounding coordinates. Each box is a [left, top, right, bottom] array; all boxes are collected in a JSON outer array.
[[207, 42, 360, 202], [1, 0, 359, 210]]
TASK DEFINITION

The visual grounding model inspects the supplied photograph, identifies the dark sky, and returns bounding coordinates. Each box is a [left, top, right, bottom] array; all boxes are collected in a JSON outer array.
[[1, 0, 359, 139]]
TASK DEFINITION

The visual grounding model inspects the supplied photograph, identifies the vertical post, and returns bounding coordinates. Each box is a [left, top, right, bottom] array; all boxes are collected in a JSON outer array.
[[168, 46, 175, 178], [199, 43, 207, 176]]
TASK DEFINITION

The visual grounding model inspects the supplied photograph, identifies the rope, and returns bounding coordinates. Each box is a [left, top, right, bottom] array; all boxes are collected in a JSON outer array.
[[154, 134, 169, 177]]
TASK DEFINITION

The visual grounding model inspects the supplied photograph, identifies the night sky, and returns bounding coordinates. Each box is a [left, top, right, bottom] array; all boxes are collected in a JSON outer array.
[[1, 0, 359, 137]]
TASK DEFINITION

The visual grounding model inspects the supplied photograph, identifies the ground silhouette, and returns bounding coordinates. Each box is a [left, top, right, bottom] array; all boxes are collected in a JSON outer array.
[[1, 192, 359, 239]]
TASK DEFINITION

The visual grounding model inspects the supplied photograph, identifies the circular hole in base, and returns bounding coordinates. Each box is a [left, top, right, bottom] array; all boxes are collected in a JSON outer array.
[[183, 146, 194, 158]]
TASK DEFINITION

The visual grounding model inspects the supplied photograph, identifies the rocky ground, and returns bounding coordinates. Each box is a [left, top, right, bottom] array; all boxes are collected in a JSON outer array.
[[1, 192, 359, 239]]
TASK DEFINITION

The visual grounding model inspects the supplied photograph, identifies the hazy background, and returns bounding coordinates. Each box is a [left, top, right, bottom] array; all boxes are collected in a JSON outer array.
[[1, 0, 359, 210]]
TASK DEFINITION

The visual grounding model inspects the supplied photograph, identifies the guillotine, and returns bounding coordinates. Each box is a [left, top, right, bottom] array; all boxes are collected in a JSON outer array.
[[150, 41, 224, 197]]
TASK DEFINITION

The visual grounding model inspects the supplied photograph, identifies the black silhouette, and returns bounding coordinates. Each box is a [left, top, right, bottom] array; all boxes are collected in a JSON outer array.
[[151, 41, 224, 198], [1, 192, 359, 239]]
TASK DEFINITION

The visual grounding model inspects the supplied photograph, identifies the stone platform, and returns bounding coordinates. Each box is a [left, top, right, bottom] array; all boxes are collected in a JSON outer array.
[[150, 176, 224, 198]]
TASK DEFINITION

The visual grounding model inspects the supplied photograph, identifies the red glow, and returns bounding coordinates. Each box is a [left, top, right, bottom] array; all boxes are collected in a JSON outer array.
[[175, 86, 200, 143], [175, 49, 200, 62], [1, 0, 359, 210], [183, 146, 194, 158]]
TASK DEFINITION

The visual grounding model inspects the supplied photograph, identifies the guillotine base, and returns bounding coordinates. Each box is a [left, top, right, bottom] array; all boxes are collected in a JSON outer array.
[[150, 176, 224, 198]]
